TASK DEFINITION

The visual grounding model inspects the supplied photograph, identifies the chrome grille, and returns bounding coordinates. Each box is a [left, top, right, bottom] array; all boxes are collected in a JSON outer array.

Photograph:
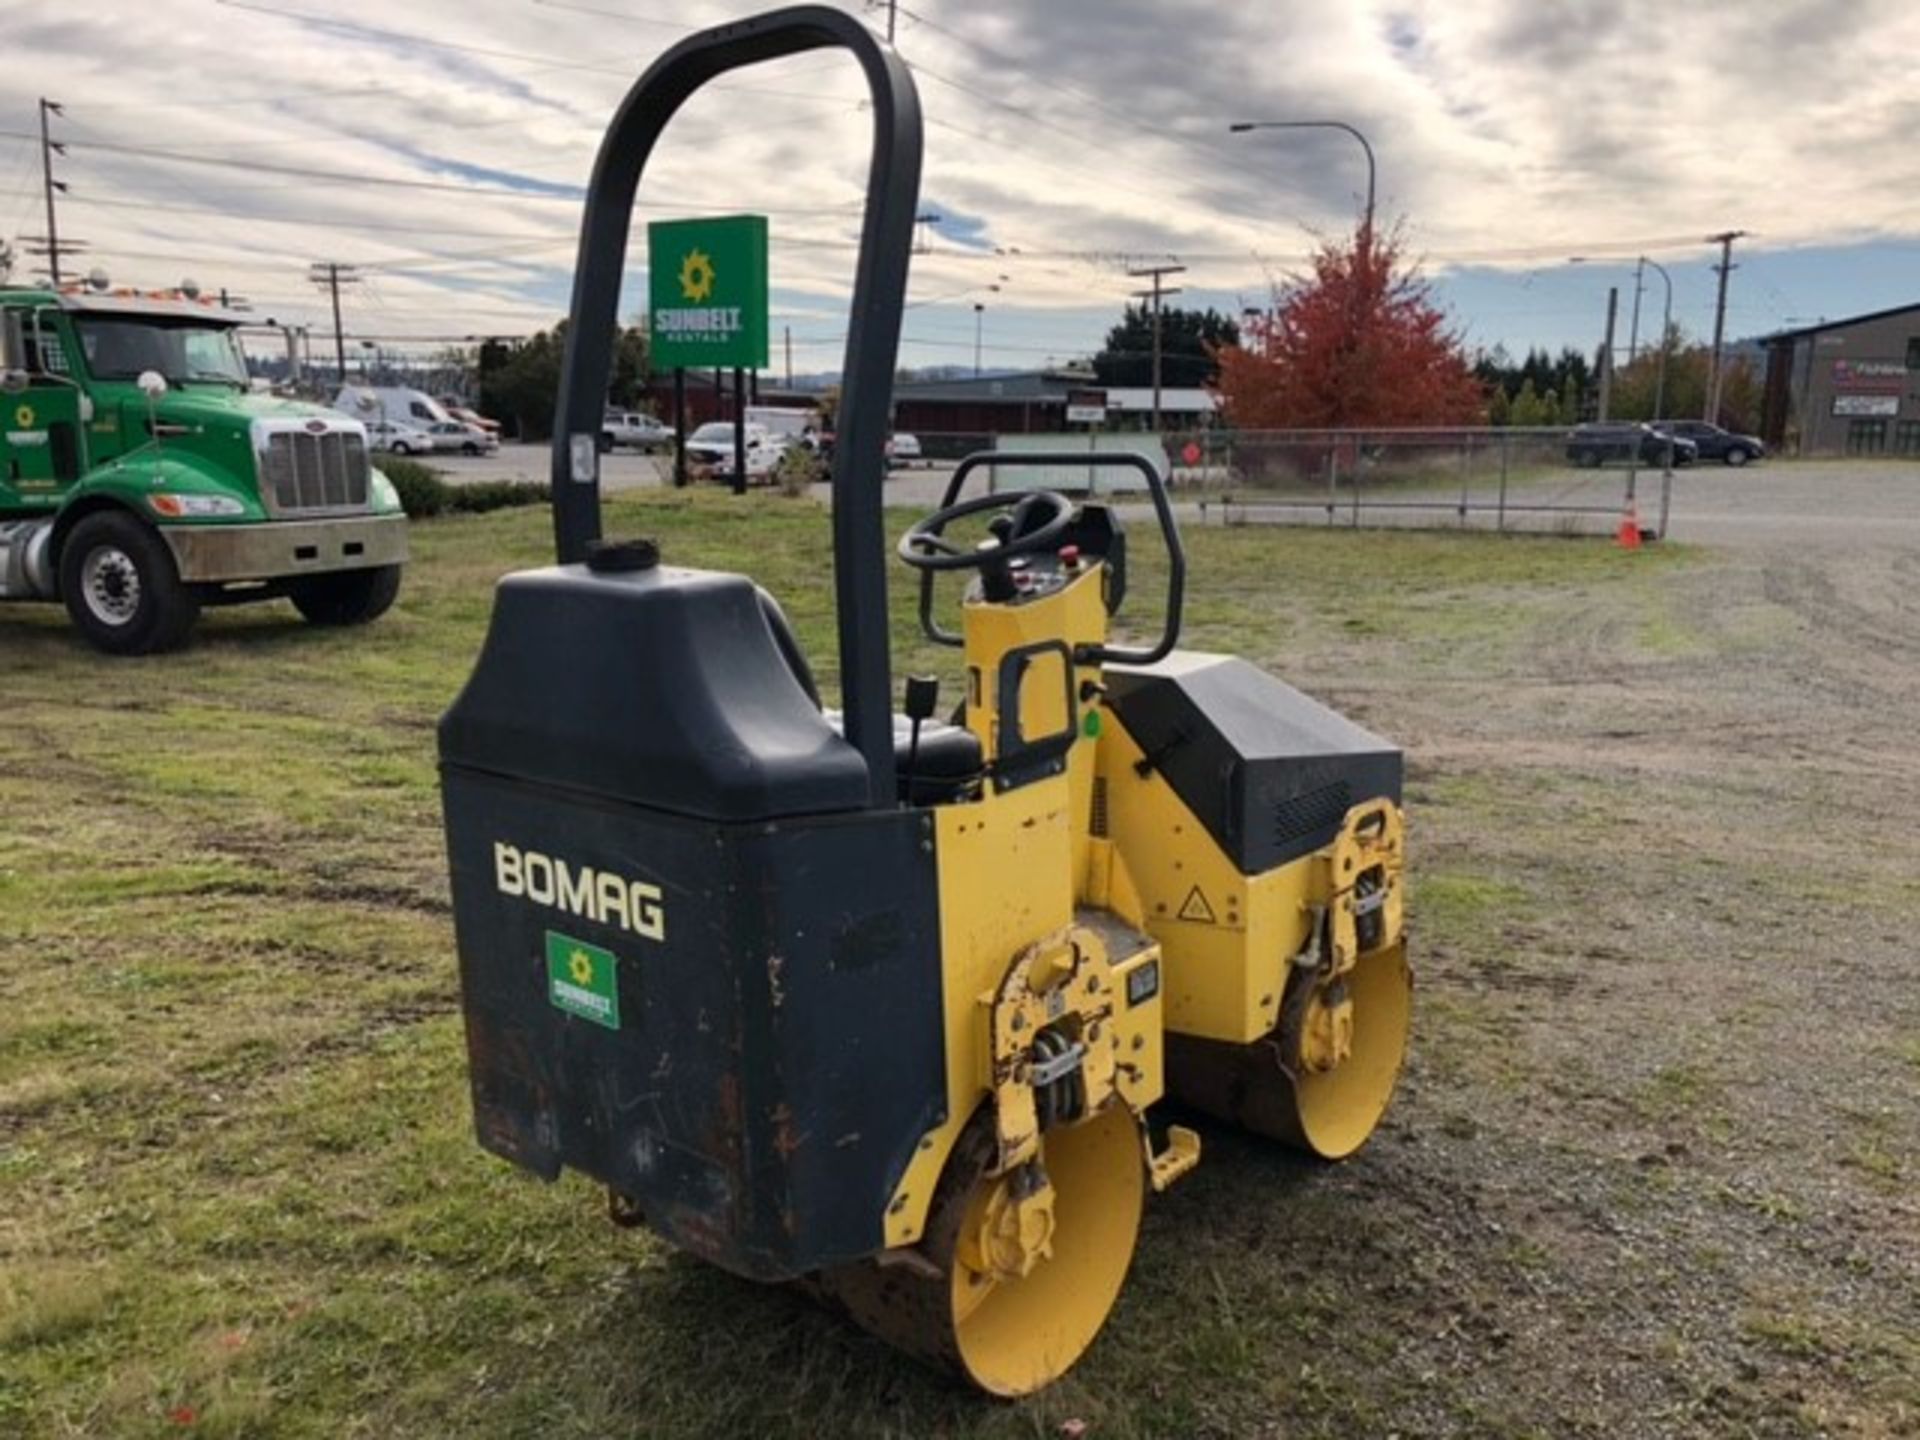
[[262, 430, 370, 514]]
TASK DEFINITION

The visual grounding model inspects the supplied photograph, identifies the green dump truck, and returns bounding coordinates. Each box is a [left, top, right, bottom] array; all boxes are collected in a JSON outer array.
[[0, 284, 408, 654]]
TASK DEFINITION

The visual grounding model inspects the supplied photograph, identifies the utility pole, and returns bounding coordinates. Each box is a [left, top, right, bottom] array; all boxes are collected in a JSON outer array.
[[308, 262, 361, 383], [38, 99, 68, 285], [1704, 230, 1747, 422], [784, 324, 793, 388], [913, 211, 942, 254], [1626, 257, 1644, 366], [1127, 263, 1186, 433], [973, 302, 984, 377], [1596, 286, 1618, 422]]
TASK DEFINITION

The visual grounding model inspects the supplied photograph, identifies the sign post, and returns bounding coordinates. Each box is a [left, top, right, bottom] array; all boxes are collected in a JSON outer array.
[[649, 214, 770, 493]]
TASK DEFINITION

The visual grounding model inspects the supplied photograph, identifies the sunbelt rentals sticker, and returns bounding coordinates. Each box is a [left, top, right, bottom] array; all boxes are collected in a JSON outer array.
[[546, 930, 621, 1030]]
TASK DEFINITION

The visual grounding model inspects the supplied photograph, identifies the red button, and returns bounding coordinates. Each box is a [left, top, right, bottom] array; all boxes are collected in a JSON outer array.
[[1059, 545, 1081, 565]]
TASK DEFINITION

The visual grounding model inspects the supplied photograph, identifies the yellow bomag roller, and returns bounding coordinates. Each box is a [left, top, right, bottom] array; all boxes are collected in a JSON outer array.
[[438, 5, 1410, 1397]]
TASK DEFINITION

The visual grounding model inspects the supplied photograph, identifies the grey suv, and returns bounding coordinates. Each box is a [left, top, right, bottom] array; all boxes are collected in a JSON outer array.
[[1652, 420, 1764, 466], [1566, 422, 1698, 468]]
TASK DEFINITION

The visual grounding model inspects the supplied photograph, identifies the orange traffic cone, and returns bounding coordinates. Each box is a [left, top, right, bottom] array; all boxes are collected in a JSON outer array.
[[1616, 499, 1642, 550]]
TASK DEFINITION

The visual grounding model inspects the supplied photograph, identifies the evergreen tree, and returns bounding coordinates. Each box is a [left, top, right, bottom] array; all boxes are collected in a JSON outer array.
[[1093, 305, 1240, 387]]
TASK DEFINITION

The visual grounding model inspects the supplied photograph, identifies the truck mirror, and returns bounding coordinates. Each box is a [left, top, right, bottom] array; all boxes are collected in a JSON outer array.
[[137, 370, 170, 399], [0, 310, 24, 373]]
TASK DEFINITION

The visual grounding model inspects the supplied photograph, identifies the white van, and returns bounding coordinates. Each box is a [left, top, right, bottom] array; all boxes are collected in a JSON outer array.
[[745, 405, 822, 445], [334, 385, 456, 429]]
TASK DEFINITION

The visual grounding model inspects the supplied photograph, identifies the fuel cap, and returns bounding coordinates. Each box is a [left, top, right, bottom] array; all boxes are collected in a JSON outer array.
[[584, 537, 660, 573]]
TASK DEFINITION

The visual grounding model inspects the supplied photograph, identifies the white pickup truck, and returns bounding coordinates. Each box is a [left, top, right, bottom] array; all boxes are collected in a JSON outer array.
[[600, 411, 674, 452]]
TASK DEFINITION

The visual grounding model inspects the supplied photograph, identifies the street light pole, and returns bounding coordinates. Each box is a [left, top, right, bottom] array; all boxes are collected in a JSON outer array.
[[1641, 257, 1673, 430], [1572, 254, 1675, 506], [1641, 256, 1676, 535], [1228, 119, 1376, 241], [973, 302, 984, 378]]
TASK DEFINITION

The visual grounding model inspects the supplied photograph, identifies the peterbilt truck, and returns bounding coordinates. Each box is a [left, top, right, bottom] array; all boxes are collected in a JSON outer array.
[[0, 284, 409, 654]]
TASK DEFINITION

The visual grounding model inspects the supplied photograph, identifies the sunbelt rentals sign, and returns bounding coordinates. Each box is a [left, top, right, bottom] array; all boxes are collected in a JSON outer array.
[[648, 214, 770, 370]]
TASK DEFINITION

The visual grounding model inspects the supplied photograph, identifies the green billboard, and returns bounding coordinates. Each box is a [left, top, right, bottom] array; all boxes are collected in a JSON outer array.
[[647, 214, 770, 370]]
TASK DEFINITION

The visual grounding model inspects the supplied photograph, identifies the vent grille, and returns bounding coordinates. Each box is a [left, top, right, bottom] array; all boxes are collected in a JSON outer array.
[[1273, 781, 1351, 850], [263, 430, 370, 514], [1089, 776, 1109, 837]]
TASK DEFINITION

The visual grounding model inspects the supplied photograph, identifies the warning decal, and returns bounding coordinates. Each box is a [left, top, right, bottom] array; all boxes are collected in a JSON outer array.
[[1177, 885, 1217, 924]]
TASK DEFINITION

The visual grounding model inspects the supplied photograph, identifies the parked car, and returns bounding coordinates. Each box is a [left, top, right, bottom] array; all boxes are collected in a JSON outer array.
[[886, 431, 922, 468], [601, 411, 674, 452], [685, 421, 782, 483], [365, 419, 437, 456], [428, 420, 499, 456], [1652, 420, 1764, 466], [1565, 422, 1697, 468], [437, 396, 502, 436]]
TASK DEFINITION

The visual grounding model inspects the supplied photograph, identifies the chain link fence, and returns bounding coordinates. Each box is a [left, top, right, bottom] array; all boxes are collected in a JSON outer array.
[[899, 427, 1672, 537], [1169, 427, 1671, 538]]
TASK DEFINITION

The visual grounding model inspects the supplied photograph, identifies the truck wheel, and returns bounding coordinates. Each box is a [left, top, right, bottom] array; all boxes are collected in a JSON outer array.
[[290, 565, 403, 626], [59, 511, 200, 655]]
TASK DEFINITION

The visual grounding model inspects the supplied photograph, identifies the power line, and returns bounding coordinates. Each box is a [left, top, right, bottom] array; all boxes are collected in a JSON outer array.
[[73, 83, 395, 114], [0, 129, 867, 215], [216, 0, 844, 101], [215, 0, 668, 80]]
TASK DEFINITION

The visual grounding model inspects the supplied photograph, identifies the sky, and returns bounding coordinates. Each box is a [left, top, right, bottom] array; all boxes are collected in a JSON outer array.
[[2, 0, 1917, 379]]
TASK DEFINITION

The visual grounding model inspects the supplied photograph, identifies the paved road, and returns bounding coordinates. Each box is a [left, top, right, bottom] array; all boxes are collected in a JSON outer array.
[[437, 444, 1918, 549], [1659, 461, 1920, 547]]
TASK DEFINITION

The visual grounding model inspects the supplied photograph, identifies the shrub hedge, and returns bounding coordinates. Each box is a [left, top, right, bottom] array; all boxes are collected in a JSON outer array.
[[378, 457, 550, 519]]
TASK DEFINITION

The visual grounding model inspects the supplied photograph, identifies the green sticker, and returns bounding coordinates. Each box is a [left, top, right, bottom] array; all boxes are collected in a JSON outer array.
[[1082, 709, 1103, 738], [546, 930, 621, 1030]]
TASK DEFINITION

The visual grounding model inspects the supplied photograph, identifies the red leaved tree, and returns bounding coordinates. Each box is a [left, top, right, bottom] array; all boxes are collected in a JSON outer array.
[[1216, 227, 1486, 429]]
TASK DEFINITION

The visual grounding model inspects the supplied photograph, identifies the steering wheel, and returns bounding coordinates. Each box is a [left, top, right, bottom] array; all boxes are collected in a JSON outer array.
[[897, 490, 1075, 572]]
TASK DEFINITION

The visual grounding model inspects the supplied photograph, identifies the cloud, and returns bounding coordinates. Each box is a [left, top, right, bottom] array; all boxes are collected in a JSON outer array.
[[1, 0, 1915, 367]]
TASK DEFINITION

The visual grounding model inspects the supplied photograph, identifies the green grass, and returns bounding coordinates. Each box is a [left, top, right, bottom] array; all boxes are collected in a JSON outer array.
[[0, 491, 1725, 1437]]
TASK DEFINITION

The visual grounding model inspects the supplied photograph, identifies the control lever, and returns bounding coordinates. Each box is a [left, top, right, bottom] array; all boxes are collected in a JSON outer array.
[[902, 674, 940, 804]]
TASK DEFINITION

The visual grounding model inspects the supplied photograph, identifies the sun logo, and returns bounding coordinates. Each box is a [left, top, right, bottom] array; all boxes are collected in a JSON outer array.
[[678, 247, 716, 303], [14, 404, 33, 428], [568, 949, 595, 987]]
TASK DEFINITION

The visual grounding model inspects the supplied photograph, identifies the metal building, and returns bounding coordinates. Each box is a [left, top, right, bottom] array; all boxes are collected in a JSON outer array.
[[1761, 303, 1920, 457]]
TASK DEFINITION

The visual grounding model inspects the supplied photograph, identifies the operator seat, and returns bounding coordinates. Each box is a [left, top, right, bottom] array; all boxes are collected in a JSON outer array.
[[756, 589, 981, 803]]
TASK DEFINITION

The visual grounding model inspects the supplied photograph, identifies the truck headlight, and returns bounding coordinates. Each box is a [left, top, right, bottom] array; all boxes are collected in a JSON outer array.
[[148, 493, 247, 518]]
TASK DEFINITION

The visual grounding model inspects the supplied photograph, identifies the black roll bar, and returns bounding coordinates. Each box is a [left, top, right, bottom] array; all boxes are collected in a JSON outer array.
[[549, 4, 921, 809]]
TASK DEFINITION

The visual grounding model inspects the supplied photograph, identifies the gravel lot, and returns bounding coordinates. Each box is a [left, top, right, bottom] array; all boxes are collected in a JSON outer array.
[[3, 458, 1916, 1434], [1294, 472, 1920, 1435]]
